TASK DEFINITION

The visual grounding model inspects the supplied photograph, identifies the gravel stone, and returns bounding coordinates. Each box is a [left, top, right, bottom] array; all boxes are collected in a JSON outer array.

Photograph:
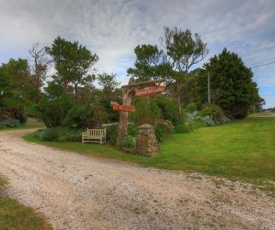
[[0, 129, 274, 230]]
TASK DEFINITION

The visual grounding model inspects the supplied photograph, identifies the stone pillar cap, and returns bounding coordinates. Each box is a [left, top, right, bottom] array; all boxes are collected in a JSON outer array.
[[138, 123, 154, 130]]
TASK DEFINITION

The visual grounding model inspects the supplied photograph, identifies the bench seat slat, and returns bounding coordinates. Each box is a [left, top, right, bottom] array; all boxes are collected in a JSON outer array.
[[82, 128, 106, 144]]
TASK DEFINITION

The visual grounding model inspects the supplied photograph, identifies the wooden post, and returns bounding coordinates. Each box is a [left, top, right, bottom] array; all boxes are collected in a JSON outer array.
[[116, 78, 165, 146], [208, 72, 211, 104], [117, 87, 134, 146]]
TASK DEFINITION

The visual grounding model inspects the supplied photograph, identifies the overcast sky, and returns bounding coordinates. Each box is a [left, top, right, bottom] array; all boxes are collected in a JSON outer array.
[[1, 0, 275, 108]]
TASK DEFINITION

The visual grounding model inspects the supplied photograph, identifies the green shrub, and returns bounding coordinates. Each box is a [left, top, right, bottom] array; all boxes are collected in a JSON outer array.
[[105, 123, 138, 145], [38, 96, 73, 128], [201, 115, 216, 126], [106, 124, 118, 145], [155, 124, 165, 142], [174, 122, 192, 133], [185, 111, 199, 121], [201, 102, 211, 110], [223, 116, 231, 123], [62, 104, 93, 128], [33, 129, 47, 140], [186, 120, 206, 130], [153, 95, 180, 124], [130, 98, 162, 125], [121, 135, 136, 148], [57, 128, 83, 142], [0, 119, 20, 128], [185, 102, 198, 112], [198, 104, 224, 125], [155, 120, 174, 142], [127, 123, 138, 136], [34, 128, 83, 142], [33, 128, 61, 141]]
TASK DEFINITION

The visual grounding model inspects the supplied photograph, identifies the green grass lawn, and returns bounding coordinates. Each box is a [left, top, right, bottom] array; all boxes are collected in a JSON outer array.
[[248, 111, 275, 117], [3, 116, 273, 227], [0, 124, 44, 131], [24, 117, 275, 196]]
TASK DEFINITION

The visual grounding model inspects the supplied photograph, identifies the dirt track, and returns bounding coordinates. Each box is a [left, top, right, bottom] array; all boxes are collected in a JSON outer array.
[[0, 129, 275, 230]]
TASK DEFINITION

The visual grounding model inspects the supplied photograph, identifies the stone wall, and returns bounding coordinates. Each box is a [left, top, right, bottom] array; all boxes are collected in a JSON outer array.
[[135, 123, 159, 157]]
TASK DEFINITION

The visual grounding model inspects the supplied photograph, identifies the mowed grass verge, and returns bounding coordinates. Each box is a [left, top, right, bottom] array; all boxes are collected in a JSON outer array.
[[0, 175, 52, 230], [24, 117, 275, 196]]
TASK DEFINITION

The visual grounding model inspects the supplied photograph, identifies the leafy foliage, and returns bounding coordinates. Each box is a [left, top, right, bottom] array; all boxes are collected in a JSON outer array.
[[186, 119, 206, 130], [97, 73, 120, 100], [45, 36, 98, 99], [37, 96, 73, 128], [33, 128, 83, 142], [198, 104, 224, 125], [130, 98, 162, 125], [155, 120, 174, 142], [62, 104, 95, 128], [105, 124, 118, 145], [0, 58, 31, 122], [153, 94, 180, 124], [201, 115, 216, 126], [105, 124, 138, 145], [185, 111, 199, 121], [174, 121, 192, 133], [0, 119, 21, 128], [194, 48, 261, 119], [128, 27, 208, 117], [121, 135, 136, 148], [127, 123, 138, 136], [185, 102, 198, 112], [127, 44, 167, 82]]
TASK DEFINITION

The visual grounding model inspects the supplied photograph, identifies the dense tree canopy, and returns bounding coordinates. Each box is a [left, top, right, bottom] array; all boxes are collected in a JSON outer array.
[[128, 27, 208, 116], [0, 31, 266, 139], [0, 58, 32, 121], [127, 44, 168, 82], [45, 36, 99, 100], [97, 73, 120, 99], [193, 48, 261, 118]]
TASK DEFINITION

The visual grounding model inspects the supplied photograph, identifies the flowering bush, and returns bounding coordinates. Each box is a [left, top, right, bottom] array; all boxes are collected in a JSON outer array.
[[201, 115, 216, 126]]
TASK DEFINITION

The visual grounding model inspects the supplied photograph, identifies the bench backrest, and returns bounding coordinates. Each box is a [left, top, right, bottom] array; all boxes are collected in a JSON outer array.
[[87, 128, 106, 137]]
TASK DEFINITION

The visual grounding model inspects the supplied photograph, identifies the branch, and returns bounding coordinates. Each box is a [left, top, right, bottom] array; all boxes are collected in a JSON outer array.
[[121, 78, 165, 88]]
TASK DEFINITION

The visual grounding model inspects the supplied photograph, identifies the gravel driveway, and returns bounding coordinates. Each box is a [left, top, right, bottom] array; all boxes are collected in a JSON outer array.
[[0, 129, 275, 230]]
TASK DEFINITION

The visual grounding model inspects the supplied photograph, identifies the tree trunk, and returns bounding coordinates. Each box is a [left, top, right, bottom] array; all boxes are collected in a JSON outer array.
[[63, 80, 69, 94], [35, 76, 41, 103], [176, 78, 183, 118], [117, 78, 164, 146], [74, 83, 78, 102], [117, 88, 134, 146]]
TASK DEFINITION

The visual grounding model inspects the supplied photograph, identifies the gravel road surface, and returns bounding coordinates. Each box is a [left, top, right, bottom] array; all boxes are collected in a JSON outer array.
[[0, 129, 275, 230]]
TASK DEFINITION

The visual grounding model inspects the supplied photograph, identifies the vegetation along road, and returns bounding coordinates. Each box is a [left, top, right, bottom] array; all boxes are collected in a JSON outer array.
[[0, 129, 275, 229]]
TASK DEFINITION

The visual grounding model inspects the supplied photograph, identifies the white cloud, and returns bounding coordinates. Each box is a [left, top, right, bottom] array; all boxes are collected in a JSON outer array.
[[259, 90, 275, 109], [0, 0, 275, 106]]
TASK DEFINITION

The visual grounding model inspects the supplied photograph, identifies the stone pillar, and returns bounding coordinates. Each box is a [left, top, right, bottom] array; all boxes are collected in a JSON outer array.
[[135, 123, 160, 157]]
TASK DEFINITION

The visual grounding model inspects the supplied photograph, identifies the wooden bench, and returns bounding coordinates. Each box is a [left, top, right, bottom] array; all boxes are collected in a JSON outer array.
[[82, 128, 106, 144]]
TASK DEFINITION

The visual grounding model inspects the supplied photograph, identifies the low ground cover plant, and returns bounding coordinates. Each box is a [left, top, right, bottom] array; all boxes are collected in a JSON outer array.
[[33, 128, 83, 142], [0, 119, 21, 128]]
